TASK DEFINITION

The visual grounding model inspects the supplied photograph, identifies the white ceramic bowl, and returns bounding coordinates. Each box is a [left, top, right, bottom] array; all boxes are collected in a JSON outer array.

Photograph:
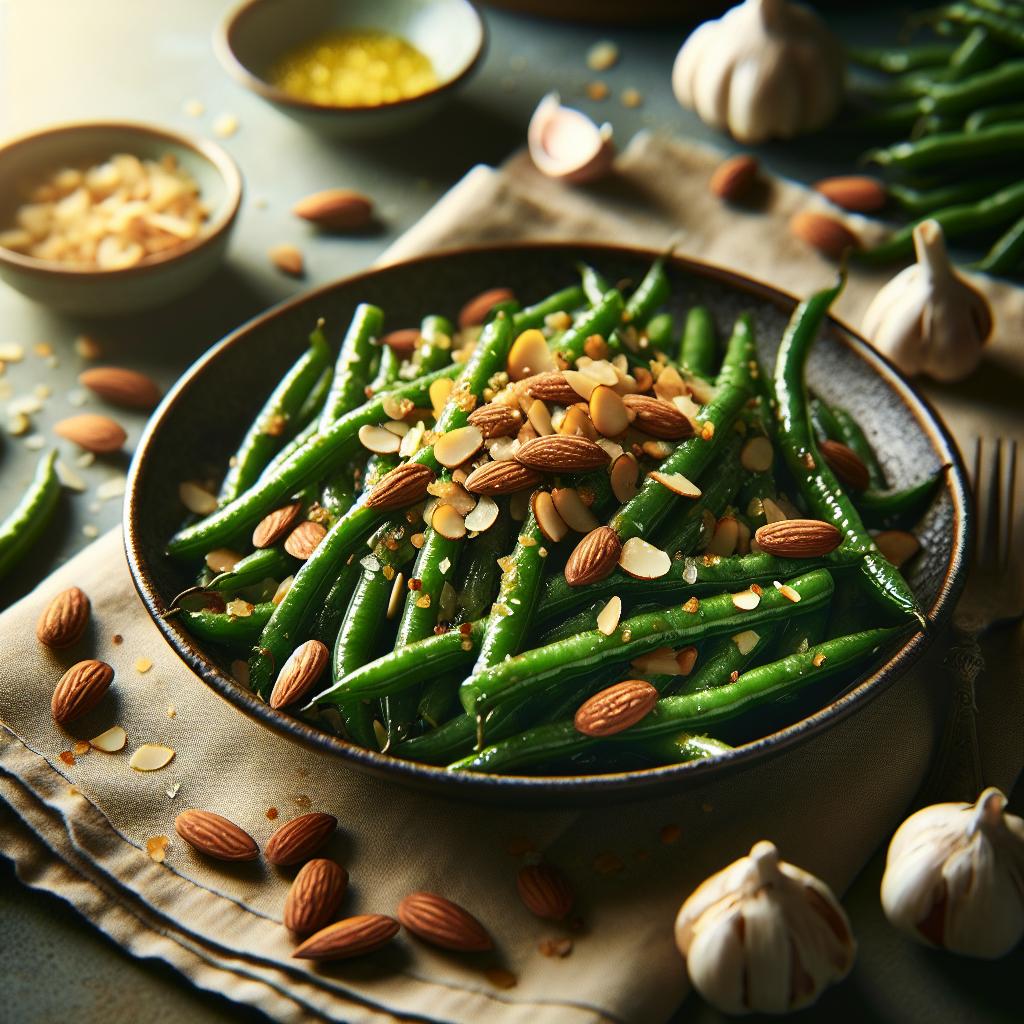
[[0, 121, 243, 317], [215, 0, 487, 140]]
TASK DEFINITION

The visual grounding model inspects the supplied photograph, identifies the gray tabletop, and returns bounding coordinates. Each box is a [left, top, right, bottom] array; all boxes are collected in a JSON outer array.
[[1, 2, 1020, 1022]]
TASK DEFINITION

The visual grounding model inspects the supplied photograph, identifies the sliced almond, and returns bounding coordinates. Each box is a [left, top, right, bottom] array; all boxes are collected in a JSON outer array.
[[733, 630, 761, 656], [434, 425, 484, 468], [358, 424, 401, 455], [597, 438, 626, 465], [382, 393, 415, 420], [531, 491, 569, 544], [509, 488, 532, 521], [559, 405, 598, 441], [610, 453, 640, 504], [387, 571, 405, 618], [706, 516, 739, 557], [676, 646, 698, 675], [741, 436, 774, 473], [429, 377, 454, 419], [178, 480, 218, 515], [773, 580, 802, 603], [464, 495, 498, 534], [648, 470, 701, 498], [487, 435, 520, 461], [578, 359, 619, 387], [596, 595, 622, 636], [508, 328, 556, 381], [551, 487, 599, 533], [284, 521, 327, 560], [383, 420, 410, 437], [731, 588, 761, 611], [618, 536, 671, 579], [653, 365, 686, 401], [130, 744, 175, 771], [630, 647, 681, 675], [90, 725, 127, 752], [589, 385, 629, 437], [432, 503, 467, 540], [252, 502, 302, 549], [526, 398, 555, 436], [874, 529, 921, 568], [563, 369, 599, 401], [205, 547, 241, 574], [672, 393, 703, 429], [762, 497, 788, 524], [642, 440, 672, 460]]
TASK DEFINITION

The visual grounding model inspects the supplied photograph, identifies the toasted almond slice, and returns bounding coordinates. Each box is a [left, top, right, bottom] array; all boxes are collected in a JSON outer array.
[[90, 725, 127, 752], [383, 419, 410, 437], [532, 491, 569, 544], [429, 377, 454, 418], [179, 480, 218, 515], [273, 575, 294, 605], [382, 394, 415, 421], [741, 436, 774, 473], [465, 495, 499, 532], [596, 595, 622, 636], [563, 369, 598, 401], [686, 375, 716, 405], [653, 365, 686, 401], [676, 646, 698, 675], [619, 536, 671, 580], [508, 328, 556, 381], [551, 487, 599, 533], [399, 423, 425, 458], [253, 502, 302, 549], [610, 453, 640, 504], [560, 405, 598, 440], [631, 647, 680, 674], [578, 359, 619, 387], [387, 572, 405, 618], [488, 436, 520, 461], [596, 438, 625, 463], [435, 425, 484, 468], [130, 744, 175, 771], [874, 529, 921, 568], [358, 424, 401, 455], [731, 588, 761, 611], [648, 471, 701, 498], [527, 398, 554, 436], [428, 479, 475, 515], [773, 580, 802, 603], [672, 393, 703, 429], [707, 516, 739, 557], [432, 503, 467, 540], [584, 334, 609, 360], [205, 548, 241, 574], [761, 497, 788, 524], [733, 629, 761, 656], [589, 385, 629, 437]]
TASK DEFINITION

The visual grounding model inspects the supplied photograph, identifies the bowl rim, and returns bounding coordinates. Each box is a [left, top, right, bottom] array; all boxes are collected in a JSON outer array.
[[0, 119, 244, 279], [214, 0, 488, 117], [124, 241, 971, 798]]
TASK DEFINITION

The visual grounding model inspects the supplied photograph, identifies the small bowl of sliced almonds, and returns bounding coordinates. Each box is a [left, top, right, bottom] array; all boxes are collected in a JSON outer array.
[[0, 120, 242, 316]]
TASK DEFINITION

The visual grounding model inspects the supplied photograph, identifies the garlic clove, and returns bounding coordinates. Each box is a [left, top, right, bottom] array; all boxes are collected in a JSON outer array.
[[881, 787, 1024, 959], [528, 93, 615, 185]]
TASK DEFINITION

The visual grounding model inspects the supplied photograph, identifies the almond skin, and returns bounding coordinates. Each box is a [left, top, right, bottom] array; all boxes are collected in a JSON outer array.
[[621, 393, 694, 440], [269, 639, 329, 710], [564, 526, 622, 586], [819, 439, 871, 491], [814, 175, 887, 213], [364, 463, 435, 510], [380, 327, 421, 356], [252, 502, 302, 549], [467, 403, 523, 439], [284, 520, 327, 560], [397, 891, 493, 952], [754, 518, 843, 557], [78, 367, 162, 410], [51, 659, 113, 725], [516, 434, 610, 472], [266, 811, 337, 865], [574, 679, 658, 737], [37, 586, 90, 649], [463, 460, 544, 496], [174, 809, 259, 862], [789, 211, 860, 260], [284, 859, 348, 934], [54, 414, 126, 453], [293, 914, 399, 960], [292, 188, 373, 231], [709, 154, 760, 202], [516, 863, 574, 921], [458, 287, 515, 329], [524, 371, 580, 406]]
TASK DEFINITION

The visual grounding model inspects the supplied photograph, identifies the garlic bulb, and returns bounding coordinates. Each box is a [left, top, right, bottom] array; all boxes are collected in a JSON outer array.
[[881, 787, 1024, 959], [861, 219, 992, 382], [675, 840, 855, 1014], [528, 93, 615, 185], [671, 0, 845, 144]]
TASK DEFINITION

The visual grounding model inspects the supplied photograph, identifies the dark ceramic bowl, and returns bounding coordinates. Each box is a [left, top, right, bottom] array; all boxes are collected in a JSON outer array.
[[124, 243, 970, 803]]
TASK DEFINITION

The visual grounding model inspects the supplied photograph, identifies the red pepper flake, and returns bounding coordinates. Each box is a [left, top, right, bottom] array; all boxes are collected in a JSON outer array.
[[459, 622, 473, 635], [730, 670, 740, 683], [59, 750, 75, 766], [802, 451, 816, 470], [266, 807, 279, 820], [408, 577, 423, 591], [659, 824, 681, 845], [751, 583, 763, 596]]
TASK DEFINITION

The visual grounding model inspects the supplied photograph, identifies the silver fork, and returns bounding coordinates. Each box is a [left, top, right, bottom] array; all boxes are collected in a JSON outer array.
[[925, 437, 1023, 802]]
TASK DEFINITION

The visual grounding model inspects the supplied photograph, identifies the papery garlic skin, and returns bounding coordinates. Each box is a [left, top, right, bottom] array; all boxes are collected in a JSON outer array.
[[861, 219, 992, 382], [528, 93, 615, 185], [881, 787, 1024, 959], [675, 840, 855, 1015], [672, 0, 845, 144]]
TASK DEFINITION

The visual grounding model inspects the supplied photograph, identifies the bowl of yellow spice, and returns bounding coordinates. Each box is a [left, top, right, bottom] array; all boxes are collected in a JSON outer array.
[[216, 0, 486, 139]]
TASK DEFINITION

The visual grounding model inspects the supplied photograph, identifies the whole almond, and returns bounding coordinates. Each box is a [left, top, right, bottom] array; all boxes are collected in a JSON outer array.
[[269, 639, 329, 710], [621, 393, 694, 440], [819, 439, 870, 491], [269, 243, 304, 276], [37, 586, 90, 649], [565, 526, 622, 586], [293, 914, 399, 960], [467, 403, 523, 439], [789, 211, 860, 260], [284, 520, 327, 560], [463, 459, 544, 495], [574, 679, 658, 737], [78, 367, 162, 410], [284, 859, 348, 934], [814, 175, 887, 213], [365, 463, 435, 510], [754, 518, 843, 557], [516, 434, 610, 472], [292, 188, 373, 231], [266, 811, 337, 865], [397, 891, 493, 952], [458, 287, 515, 329], [253, 502, 303, 549], [524, 372, 580, 406], [517, 863, 574, 921], [174, 809, 259, 862], [709, 154, 760, 202], [380, 327, 421, 355], [51, 659, 113, 725], [54, 413, 126, 453]]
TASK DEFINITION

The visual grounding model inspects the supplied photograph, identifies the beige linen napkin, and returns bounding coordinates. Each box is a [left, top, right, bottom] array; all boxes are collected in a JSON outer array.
[[2, 133, 1022, 1024]]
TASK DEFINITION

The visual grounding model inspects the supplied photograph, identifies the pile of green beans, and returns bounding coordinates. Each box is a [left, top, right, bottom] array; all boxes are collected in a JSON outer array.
[[166, 263, 932, 775], [849, 5, 1024, 275]]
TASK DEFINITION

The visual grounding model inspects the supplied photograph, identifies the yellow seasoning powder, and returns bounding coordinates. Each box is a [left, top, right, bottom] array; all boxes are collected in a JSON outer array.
[[269, 30, 439, 107]]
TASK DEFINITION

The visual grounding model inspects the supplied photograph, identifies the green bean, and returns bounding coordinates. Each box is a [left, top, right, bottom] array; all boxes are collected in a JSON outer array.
[[449, 624, 905, 772], [966, 102, 1024, 132], [922, 60, 1024, 116], [464, 569, 835, 717], [307, 557, 362, 648], [847, 42, 957, 74], [609, 313, 755, 542], [418, 675, 461, 729], [319, 303, 384, 429], [408, 314, 456, 377], [394, 696, 532, 764], [773, 276, 923, 624], [208, 547, 295, 593], [680, 306, 717, 378], [624, 258, 670, 328], [809, 397, 843, 444], [645, 312, 675, 351], [856, 471, 944, 530], [887, 177, 1017, 218], [578, 263, 610, 307], [295, 365, 332, 426], [974, 213, 1024, 273], [668, 627, 777, 697], [928, 5, 1024, 51], [512, 284, 586, 333], [0, 450, 61, 581], [320, 465, 358, 517], [865, 124, 1024, 172], [218, 331, 331, 504], [622, 732, 732, 767], [367, 344, 401, 394], [538, 601, 608, 646], [360, 453, 399, 494], [831, 407, 887, 490], [553, 289, 625, 364], [178, 601, 275, 649], [453, 515, 512, 624]]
